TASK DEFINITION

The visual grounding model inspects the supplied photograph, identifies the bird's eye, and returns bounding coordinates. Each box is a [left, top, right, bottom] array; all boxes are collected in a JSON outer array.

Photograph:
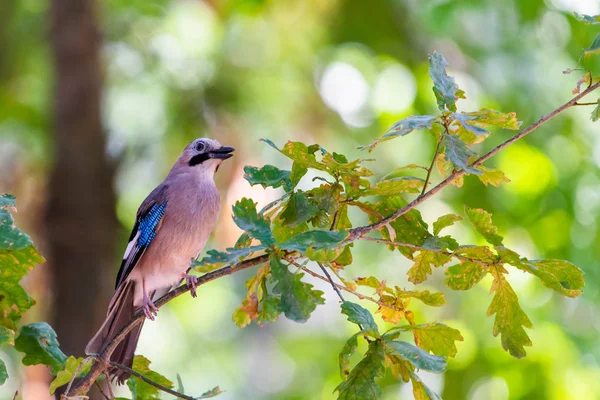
[[195, 142, 206, 152]]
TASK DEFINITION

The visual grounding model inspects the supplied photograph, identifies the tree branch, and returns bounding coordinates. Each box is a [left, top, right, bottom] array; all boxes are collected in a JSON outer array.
[[348, 80, 600, 239], [70, 80, 600, 397], [359, 236, 490, 265], [69, 253, 270, 396]]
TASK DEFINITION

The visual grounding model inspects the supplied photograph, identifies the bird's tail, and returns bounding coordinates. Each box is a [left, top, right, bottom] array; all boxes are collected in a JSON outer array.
[[85, 280, 144, 384]]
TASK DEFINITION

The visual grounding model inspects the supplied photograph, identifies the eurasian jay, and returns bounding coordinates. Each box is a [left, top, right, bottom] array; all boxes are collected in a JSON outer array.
[[86, 138, 234, 383]]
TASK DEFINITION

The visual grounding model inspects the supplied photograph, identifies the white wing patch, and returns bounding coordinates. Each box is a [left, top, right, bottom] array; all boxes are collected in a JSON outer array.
[[123, 230, 140, 260]]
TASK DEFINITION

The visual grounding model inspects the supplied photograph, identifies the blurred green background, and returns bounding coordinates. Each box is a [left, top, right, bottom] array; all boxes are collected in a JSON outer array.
[[1, 0, 600, 399]]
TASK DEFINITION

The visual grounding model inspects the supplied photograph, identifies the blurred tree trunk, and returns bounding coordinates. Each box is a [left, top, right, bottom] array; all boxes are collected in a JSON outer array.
[[46, 0, 117, 393]]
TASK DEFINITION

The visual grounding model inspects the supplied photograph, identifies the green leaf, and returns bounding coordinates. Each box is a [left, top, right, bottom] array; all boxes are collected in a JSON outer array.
[[234, 232, 252, 248], [0, 326, 13, 348], [0, 196, 45, 330], [127, 355, 174, 400], [50, 356, 92, 394], [194, 245, 266, 272], [176, 373, 185, 394], [477, 166, 511, 187], [522, 259, 584, 298], [584, 34, 600, 58], [433, 214, 462, 236], [574, 12, 600, 24], [360, 196, 432, 259], [14, 322, 67, 374], [0, 358, 6, 385], [335, 340, 385, 400], [422, 235, 458, 251], [445, 261, 487, 290], [279, 230, 348, 253], [384, 339, 446, 373], [270, 255, 324, 323], [464, 109, 521, 130], [0, 196, 33, 251], [590, 101, 600, 122], [340, 302, 379, 333], [429, 52, 462, 111], [360, 115, 438, 151], [0, 309, 13, 385], [339, 329, 379, 380], [0, 245, 43, 330], [397, 323, 464, 357], [400, 290, 445, 307], [198, 386, 223, 399], [290, 162, 308, 187], [464, 207, 504, 246], [243, 165, 292, 192], [232, 295, 258, 328], [279, 191, 319, 227], [453, 245, 497, 263], [0, 194, 17, 210], [495, 246, 522, 265], [361, 177, 424, 197], [257, 294, 281, 325], [407, 250, 452, 285], [232, 198, 275, 246], [453, 112, 490, 137], [272, 220, 309, 242], [442, 134, 481, 175], [410, 371, 442, 400], [261, 139, 328, 171], [487, 266, 533, 358]]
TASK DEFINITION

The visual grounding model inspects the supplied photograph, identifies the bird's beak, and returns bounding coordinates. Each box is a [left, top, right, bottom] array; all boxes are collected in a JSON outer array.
[[209, 146, 235, 160]]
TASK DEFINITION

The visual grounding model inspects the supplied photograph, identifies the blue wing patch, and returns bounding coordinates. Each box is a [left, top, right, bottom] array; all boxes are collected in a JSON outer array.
[[115, 201, 168, 289], [138, 203, 167, 247]]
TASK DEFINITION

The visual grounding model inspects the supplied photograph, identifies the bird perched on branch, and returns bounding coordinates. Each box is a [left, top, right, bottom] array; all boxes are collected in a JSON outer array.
[[86, 138, 234, 383]]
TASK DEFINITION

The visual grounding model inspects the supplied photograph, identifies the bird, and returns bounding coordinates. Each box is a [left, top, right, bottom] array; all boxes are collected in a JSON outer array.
[[85, 138, 234, 383]]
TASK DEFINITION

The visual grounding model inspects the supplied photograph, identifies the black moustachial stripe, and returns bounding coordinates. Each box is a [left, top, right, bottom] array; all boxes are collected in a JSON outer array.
[[189, 153, 210, 166]]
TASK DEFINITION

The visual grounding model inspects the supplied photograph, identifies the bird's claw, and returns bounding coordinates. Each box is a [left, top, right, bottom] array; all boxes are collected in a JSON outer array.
[[185, 274, 199, 298], [142, 298, 158, 321]]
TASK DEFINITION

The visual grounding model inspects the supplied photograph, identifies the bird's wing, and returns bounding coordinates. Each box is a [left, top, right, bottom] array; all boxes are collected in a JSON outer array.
[[115, 184, 169, 289]]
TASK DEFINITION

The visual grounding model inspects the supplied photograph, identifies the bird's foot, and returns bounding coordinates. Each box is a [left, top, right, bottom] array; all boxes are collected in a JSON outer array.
[[183, 274, 199, 298], [142, 296, 158, 321]]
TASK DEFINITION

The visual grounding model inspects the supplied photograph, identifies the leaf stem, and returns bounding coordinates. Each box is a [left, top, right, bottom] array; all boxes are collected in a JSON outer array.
[[421, 135, 443, 195]]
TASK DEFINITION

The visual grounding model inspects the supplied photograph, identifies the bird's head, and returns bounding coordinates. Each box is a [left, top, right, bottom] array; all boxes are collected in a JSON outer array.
[[176, 138, 235, 175]]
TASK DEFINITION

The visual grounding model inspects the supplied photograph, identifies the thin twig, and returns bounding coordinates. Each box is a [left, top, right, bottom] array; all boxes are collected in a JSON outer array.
[[359, 236, 490, 265], [421, 135, 443, 195], [287, 260, 405, 315], [317, 262, 345, 302], [109, 361, 195, 400], [349, 80, 600, 239], [573, 101, 599, 106]]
